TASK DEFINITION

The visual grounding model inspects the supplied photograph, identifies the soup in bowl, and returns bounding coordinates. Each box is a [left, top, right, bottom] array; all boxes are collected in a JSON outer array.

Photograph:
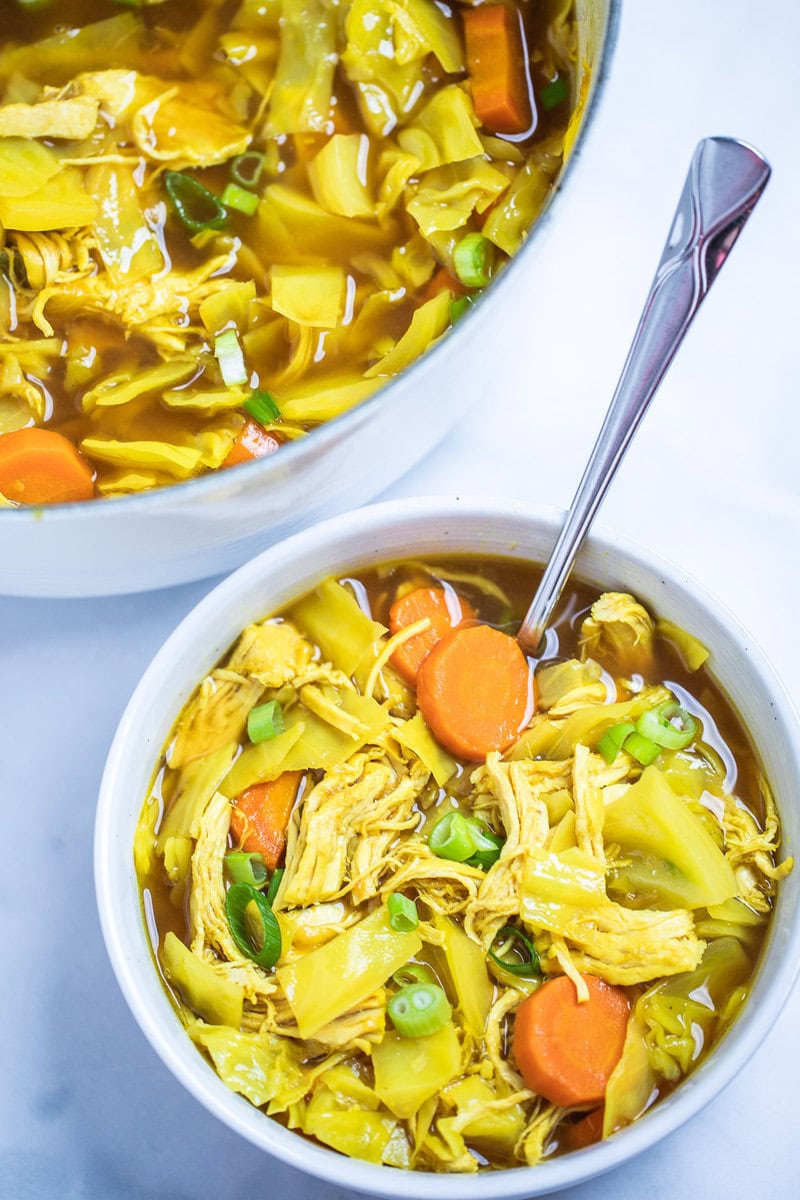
[[95, 498, 800, 1197], [0, 0, 616, 596]]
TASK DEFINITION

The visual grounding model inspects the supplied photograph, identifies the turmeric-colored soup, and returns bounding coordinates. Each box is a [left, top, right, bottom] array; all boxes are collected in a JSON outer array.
[[135, 557, 792, 1171], [0, 0, 580, 505]]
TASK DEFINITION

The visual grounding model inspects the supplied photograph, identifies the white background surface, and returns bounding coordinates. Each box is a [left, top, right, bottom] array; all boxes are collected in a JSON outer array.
[[2, 1, 799, 1197]]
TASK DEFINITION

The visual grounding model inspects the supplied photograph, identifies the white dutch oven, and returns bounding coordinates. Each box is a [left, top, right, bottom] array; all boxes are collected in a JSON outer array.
[[0, 2, 618, 598]]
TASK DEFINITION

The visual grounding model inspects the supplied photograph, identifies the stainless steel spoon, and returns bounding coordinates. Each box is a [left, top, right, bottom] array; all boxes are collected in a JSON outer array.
[[516, 136, 771, 656]]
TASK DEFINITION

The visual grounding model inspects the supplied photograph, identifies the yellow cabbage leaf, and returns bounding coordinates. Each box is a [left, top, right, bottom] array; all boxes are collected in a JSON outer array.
[[161, 932, 244, 1028], [406, 158, 511, 237], [299, 1086, 402, 1163], [388, 0, 465, 73], [271, 263, 346, 327], [277, 906, 421, 1037], [308, 133, 374, 218], [603, 765, 738, 909], [266, 0, 337, 134], [0, 15, 145, 86], [190, 1022, 305, 1107], [373, 1023, 461, 1118], [0, 167, 98, 232], [441, 1076, 526, 1154], [400, 85, 482, 168], [220, 725, 304, 798], [255, 183, 396, 264], [656, 617, 710, 671], [392, 711, 456, 786], [82, 358, 197, 412], [365, 289, 450, 378], [482, 140, 563, 256], [434, 915, 493, 1038], [341, 0, 426, 136], [277, 374, 383, 423], [80, 437, 204, 479], [86, 163, 164, 284], [199, 280, 256, 336], [157, 742, 239, 853], [290, 578, 388, 676], [0, 139, 62, 198]]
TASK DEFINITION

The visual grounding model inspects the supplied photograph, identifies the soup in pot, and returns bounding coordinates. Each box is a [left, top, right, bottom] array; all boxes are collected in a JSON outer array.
[[0, 0, 583, 505]]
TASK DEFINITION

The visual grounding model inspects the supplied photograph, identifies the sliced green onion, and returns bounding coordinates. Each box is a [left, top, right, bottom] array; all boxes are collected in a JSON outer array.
[[386, 893, 419, 932], [247, 699, 284, 744], [244, 390, 281, 424], [453, 233, 495, 288], [488, 925, 540, 977], [231, 151, 266, 190], [392, 963, 437, 989], [225, 851, 268, 888], [265, 867, 284, 907], [540, 75, 570, 111], [214, 328, 248, 387], [636, 702, 698, 750], [428, 811, 476, 862], [464, 818, 504, 870], [449, 295, 474, 323], [387, 983, 451, 1037], [225, 881, 282, 968], [597, 722, 636, 765], [622, 730, 661, 766], [221, 182, 260, 216], [164, 171, 227, 234]]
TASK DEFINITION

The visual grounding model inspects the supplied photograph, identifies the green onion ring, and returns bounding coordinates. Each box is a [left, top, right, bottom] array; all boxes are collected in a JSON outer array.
[[221, 182, 259, 216], [428, 811, 476, 862], [265, 867, 284, 907], [488, 925, 540, 977], [247, 699, 284, 744], [386, 893, 419, 932], [597, 721, 636, 765], [636, 702, 698, 750], [387, 983, 451, 1037], [622, 730, 661, 766], [225, 882, 281, 968], [453, 233, 495, 288], [244, 390, 282, 425], [225, 851, 268, 888], [231, 151, 266, 190], [392, 963, 437, 989], [164, 171, 227, 234]]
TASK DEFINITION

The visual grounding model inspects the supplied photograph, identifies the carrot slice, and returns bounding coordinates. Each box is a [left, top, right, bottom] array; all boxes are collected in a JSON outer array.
[[463, 4, 533, 136], [229, 771, 303, 870], [223, 419, 281, 468], [389, 586, 476, 684], [513, 974, 630, 1107], [0, 427, 95, 504], [564, 1106, 605, 1152], [416, 623, 532, 760]]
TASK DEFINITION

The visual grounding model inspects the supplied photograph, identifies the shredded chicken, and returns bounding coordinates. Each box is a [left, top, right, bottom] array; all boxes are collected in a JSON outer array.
[[580, 591, 656, 673]]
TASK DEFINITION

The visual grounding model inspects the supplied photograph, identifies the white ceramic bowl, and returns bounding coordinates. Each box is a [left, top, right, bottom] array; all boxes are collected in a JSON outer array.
[[0, 1, 617, 600], [95, 496, 800, 1200]]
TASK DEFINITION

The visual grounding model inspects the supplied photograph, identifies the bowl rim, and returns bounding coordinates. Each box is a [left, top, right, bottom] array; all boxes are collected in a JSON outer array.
[[95, 494, 800, 1199], [2, 1, 621, 526]]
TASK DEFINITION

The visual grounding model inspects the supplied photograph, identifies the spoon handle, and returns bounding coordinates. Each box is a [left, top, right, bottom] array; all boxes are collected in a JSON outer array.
[[517, 136, 771, 656]]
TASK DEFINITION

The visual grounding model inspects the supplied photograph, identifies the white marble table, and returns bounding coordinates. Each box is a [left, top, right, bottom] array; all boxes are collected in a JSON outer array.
[[2, 1, 799, 1197]]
